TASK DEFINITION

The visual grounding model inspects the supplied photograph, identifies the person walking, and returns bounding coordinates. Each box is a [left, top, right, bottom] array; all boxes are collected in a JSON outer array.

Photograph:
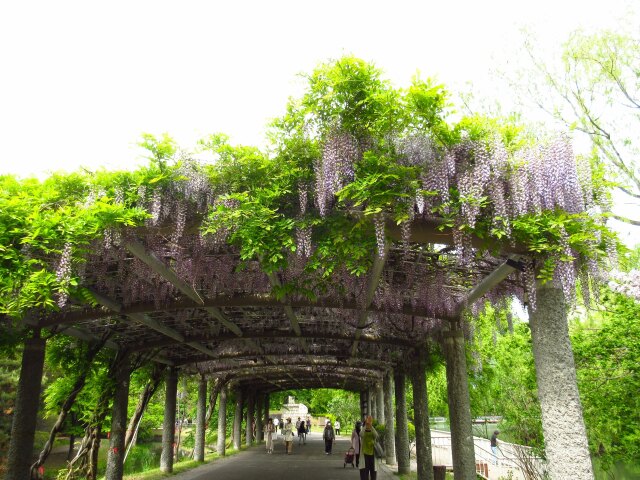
[[490, 430, 500, 465], [306, 417, 311, 435], [283, 418, 294, 454], [323, 421, 336, 454], [350, 420, 362, 467], [298, 417, 307, 445], [360, 415, 379, 479], [334, 419, 341, 436], [264, 418, 275, 454]]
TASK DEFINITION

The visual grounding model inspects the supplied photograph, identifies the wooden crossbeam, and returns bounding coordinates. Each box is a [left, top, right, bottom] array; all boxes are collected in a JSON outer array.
[[453, 255, 523, 318], [89, 289, 217, 359], [350, 246, 388, 357], [125, 239, 246, 337]]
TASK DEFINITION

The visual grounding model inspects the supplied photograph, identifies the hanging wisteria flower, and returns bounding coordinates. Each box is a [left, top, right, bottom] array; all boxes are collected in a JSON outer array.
[[608, 269, 640, 302]]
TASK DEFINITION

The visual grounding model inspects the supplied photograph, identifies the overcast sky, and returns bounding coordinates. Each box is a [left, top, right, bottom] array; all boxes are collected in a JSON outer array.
[[1, 0, 634, 176]]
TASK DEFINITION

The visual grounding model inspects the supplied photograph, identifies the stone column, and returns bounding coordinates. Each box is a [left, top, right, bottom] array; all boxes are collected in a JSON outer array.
[[360, 390, 367, 419], [6, 333, 46, 480], [233, 388, 244, 450], [264, 394, 270, 423], [411, 357, 434, 480], [443, 327, 476, 480], [245, 389, 255, 446], [376, 382, 385, 425], [160, 367, 178, 473], [256, 393, 264, 443], [194, 376, 207, 462], [217, 386, 227, 456], [383, 370, 396, 465], [394, 371, 411, 474], [105, 354, 131, 480], [371, 388, 377, 420], [529, 284, 594, 480]]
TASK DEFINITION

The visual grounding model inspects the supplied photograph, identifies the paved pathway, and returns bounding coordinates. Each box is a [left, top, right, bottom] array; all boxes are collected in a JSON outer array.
[[172, 432, 395, 480]]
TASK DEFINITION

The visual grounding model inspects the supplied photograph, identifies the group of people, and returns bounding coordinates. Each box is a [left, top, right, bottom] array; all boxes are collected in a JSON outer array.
[[262, 414, 380, 479], [263, 416, 312, 454]]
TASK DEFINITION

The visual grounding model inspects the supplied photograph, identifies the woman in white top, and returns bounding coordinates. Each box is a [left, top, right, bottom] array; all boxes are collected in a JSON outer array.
[[283, 418, 294, 454], [350, 420, 362, 467], [264, 418, 275, 454]]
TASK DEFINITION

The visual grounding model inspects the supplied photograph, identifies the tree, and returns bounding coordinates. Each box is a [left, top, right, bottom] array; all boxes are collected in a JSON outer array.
[[522, 27, 640, 225]]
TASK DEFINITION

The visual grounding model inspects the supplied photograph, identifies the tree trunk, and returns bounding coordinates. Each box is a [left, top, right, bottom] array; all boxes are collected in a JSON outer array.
[[104, 354, 131, 480], [256, 393, 264, 443], [217, 386, 228, 456], [204, 377, 222, 428], [529, 284, 594, 479], [194, 376, 207, 462], [124, 364, 164, 452], [160, 367, 178, 473], [6, 333, 46, 480], [31, 338, 107, 478]]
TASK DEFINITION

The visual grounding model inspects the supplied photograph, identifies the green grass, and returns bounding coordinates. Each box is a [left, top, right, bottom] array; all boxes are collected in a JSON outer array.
[[119, 447, 243, 480]]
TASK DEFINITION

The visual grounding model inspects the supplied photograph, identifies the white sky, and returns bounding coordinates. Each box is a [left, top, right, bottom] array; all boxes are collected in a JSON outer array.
[[0, 0, 634, 177]]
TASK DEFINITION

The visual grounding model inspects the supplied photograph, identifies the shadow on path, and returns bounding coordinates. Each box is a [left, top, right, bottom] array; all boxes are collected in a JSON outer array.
[[171, 432, 394, 480]]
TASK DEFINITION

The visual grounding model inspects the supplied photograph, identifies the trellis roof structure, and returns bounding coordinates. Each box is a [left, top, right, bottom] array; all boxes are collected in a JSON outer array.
[[34, 214, 526, 392]]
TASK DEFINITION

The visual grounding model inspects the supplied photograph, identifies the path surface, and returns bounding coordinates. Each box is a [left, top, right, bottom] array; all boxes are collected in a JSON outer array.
[[172, 432, 395, 480]]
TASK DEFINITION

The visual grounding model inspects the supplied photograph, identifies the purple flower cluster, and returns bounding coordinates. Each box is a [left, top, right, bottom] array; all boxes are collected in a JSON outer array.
[[315, 131, 359, 217]]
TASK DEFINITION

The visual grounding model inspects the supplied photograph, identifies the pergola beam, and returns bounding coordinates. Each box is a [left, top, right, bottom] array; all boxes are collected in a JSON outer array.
[[90, 290, 217, 359], [453, 255, 523, 317], [126, 239, 245, 338], [351, 247, 388, 357], [40, 295, 456, 327]]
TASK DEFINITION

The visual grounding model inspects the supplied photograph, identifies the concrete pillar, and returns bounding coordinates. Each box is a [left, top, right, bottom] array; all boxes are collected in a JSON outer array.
[[264, 394, 270, 423], [160, 367, 178, 473], [216, 386, 227, 456], [394, 371, 410, 474], [194, 376, 207, 462], [245, 389, 255, 446], [6, 334, 46, 480], [530, 284, 594, 479], [443, 327, 476, 480], [371, 387, 377, 420], [256, 393, 264, 443], [383, 370, 396, 465], [376, 382, 385, 425], [233, 388, 243, 450], [411, 358, 434, 480], [105, 355, 131, 480], [359, 390, 367, 419]]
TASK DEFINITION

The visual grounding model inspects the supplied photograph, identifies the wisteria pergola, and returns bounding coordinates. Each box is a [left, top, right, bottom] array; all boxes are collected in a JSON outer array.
[[5, 58, 603, 480]]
